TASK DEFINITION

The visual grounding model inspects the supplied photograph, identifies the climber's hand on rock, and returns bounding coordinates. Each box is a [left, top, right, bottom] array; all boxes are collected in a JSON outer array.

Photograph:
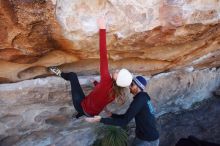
[[97, 17, 106, 29]]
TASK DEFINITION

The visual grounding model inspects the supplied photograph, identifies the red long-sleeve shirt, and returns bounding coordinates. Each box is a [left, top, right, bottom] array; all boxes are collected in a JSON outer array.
[[81, 29, 115, 116]]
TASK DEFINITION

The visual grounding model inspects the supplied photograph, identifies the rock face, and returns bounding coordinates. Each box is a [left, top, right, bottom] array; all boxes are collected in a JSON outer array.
[[148, 68, 220, 116], [0, 68, 220, 146], [0, 0, 220, 83], [0, 0, 220, 146], [157, 97, 220, 146]]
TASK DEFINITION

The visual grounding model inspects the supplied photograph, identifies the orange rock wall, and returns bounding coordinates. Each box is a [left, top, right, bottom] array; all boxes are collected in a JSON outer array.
[[0, 0, 220, 83]]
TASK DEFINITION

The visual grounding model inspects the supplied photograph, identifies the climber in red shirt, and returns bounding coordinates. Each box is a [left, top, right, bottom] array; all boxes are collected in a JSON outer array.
[[49, 17, 132, 118]]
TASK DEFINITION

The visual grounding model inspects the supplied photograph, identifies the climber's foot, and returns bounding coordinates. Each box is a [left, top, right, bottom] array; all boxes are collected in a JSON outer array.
[[48, 66, 61, 76]]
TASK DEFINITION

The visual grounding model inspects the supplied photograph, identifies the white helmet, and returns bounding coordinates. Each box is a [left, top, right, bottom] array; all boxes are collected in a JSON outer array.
[[116, 69, 132, 87]]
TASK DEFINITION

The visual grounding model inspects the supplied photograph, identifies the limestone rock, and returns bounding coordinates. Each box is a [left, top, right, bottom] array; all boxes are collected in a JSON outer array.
[[45, 115, 69, 127], [0, 68, 220, 146], [157, 97, 220, 146], [1, 0, 220, 145], [214, 89, 220, 97]]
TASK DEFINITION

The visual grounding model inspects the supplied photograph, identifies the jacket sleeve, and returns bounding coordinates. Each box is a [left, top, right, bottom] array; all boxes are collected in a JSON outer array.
[[99, 29, 111, 82], [100, 95, 145, 127], [111, 113, 124, 119]]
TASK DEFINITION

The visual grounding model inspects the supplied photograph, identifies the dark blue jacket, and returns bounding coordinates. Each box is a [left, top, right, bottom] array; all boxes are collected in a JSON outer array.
[[100, 92, 159, 141]]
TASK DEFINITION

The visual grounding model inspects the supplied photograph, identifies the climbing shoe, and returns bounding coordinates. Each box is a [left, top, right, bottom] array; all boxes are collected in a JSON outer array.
[[49, 66, 61, 76]]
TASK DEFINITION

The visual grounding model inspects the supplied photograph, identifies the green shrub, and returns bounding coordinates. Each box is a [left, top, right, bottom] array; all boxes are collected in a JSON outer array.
[[93, 125, 128, 146]]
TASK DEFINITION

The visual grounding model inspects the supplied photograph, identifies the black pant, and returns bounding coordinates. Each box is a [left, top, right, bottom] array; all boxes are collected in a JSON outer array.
[[61, 72, 85, 117]]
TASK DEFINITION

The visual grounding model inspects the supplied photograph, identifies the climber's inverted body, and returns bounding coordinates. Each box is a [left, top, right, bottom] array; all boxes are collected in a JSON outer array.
[[49, 17, 132, 118]]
